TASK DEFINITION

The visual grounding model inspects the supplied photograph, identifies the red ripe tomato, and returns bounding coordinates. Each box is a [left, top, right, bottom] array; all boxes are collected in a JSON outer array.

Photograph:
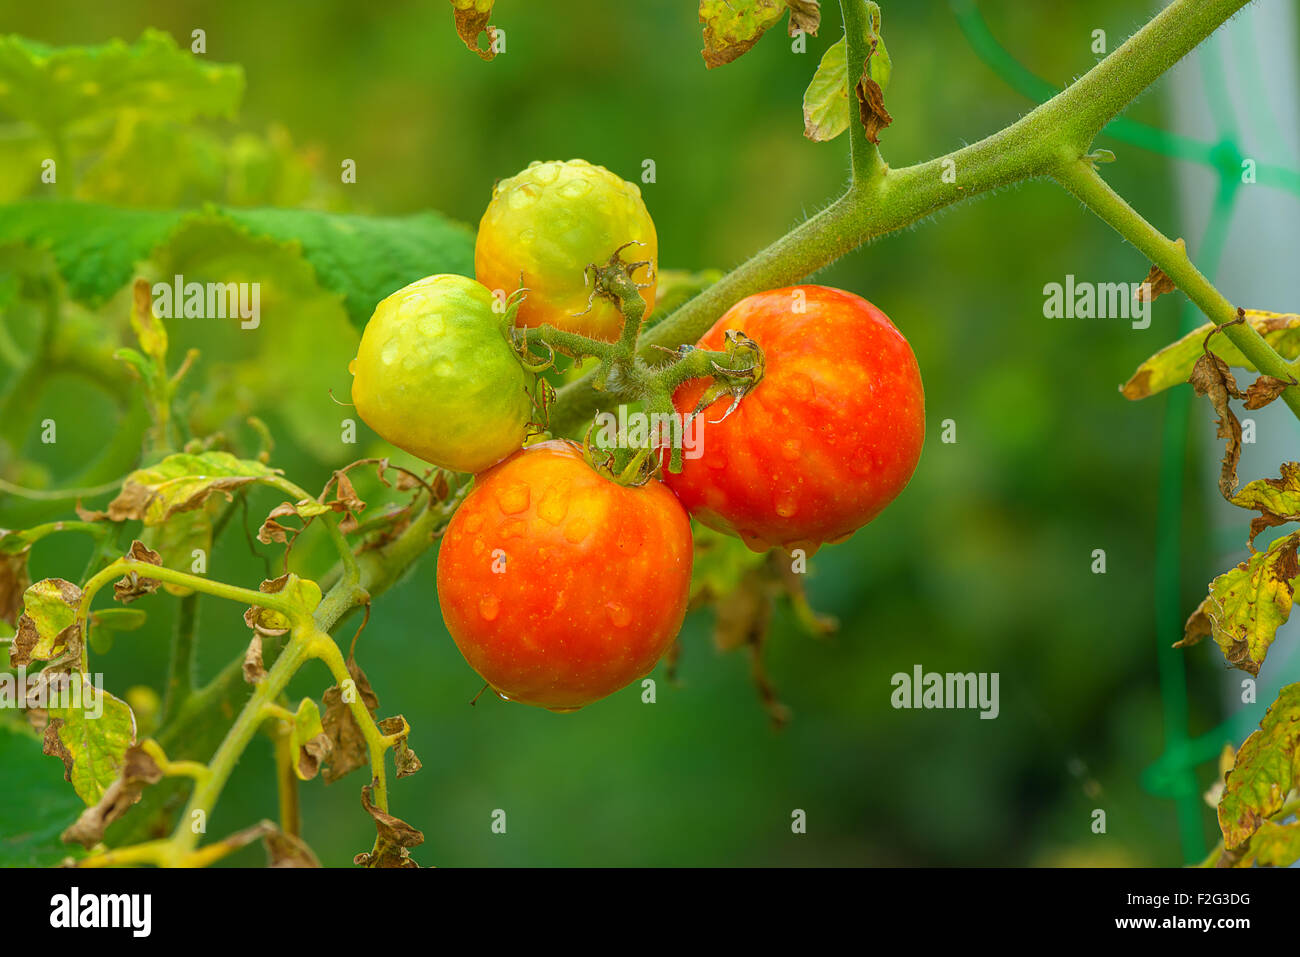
[[662, 285, 924, 552], [436, 439, 693, 711]]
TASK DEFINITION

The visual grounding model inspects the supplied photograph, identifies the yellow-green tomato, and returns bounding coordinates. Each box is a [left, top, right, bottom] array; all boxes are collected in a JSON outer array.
[[475, 159, 658, 342], [349, 274, 531, 474]]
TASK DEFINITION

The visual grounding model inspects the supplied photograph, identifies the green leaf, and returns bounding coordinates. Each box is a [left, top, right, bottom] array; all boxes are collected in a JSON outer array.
[[0, 723, 86, 866], [700, 0, 819, 69], [45, 678, 138, 805], [802, 2, 889, 142], [243, 573, 323, 637], [0, 200, 475, 326], [289, 697, 330, 781], [0, 30, 243, 133], [107, 450, 282, 525], [1218, 683, 1300, 849], [1122, 310, 1300, 400], [140, 503, 213, 597], [1180, 531, 1300, 676]]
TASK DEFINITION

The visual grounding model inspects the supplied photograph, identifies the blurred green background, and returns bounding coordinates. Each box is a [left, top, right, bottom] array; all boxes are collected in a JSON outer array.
[[3, 0, 1298, 867]]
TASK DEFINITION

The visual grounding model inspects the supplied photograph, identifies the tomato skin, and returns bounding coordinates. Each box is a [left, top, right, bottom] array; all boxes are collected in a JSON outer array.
[[436, 440, 692, 711], [474, 159, 658, 342], [663, 285, 924, 551], [350, 274, 531, 474]]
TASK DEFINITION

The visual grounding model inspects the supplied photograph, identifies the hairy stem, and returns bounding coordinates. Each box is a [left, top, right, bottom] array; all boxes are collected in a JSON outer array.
[[1054, 159, 1300, 417], [547, 0, 1252, 434]]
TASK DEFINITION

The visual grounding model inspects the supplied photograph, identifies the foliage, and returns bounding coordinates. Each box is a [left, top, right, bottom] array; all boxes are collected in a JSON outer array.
[[1, 0, 1297, 867]]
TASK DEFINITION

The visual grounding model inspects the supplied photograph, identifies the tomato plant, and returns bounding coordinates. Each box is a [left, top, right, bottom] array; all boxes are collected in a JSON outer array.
[[662, 285, 924, 552], [0, 0, 1296, 878], [437, 440, 692, 711], [474, 159, 658, 342], [349, 274, 532, 474]]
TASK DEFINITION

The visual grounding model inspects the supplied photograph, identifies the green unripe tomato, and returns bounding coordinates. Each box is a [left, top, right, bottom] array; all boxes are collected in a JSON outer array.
[[349, 274, 531, 474]]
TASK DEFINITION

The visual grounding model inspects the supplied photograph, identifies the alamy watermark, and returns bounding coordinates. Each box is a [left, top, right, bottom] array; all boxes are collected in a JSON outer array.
[[891, 664, 999, 719], [152, 274, 261, 329], [1043, 275, 1152, 329], [0, 668, 106, 718]]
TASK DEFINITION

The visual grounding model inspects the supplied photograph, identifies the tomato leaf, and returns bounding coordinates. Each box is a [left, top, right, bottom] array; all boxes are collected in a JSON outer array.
[[700, 0, 818, 69], [0, 200, 475, 326], [1217, 683, 1300, 849], [289, 698, 331, 781], [9, 578, 81, 669], [1246, 819, 1300, 868], [1122, 310, 1300, 400], [802, 2, 889, 142], [1178, 531, 1300, 676], [107, 451, 282, 525], [449, 0, 499, 60], [60, 742, 163, 848], [1230, 463, 1300, 548], [44, 678, 138, 806], [0, 30, 243, 135]]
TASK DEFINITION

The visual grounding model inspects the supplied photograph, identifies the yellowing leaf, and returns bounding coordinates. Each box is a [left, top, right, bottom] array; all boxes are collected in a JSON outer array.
[[1218, 683, 1300, 849], [107, 451, 282, 525], [1122, 310, 1300, 400], [9, 578, 81, 668], [289, 698, 330, 781], [1179, 532, 1300, 676], [44, 679, 138, 805], [449, 0, 498, 61], [1231, 463, 1300, 548], [700, 0, 810, 69], [128, 277, 166, 364], [1248, 819, 1300, 868]]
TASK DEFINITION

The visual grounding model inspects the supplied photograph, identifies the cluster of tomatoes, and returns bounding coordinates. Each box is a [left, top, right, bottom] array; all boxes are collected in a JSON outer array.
[[349, 159, 925, 712]]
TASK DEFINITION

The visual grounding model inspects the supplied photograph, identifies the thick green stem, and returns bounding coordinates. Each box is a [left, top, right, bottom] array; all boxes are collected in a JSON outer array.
[[160, 592, 198, 726], [840, 0, 884, 185], [547, 0, 1253, 435], [168, 629, 312, 857], [1054, 159, 1300, 418]]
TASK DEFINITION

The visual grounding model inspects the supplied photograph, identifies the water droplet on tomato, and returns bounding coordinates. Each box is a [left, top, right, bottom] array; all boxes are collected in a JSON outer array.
[[775, 494, 798, 518], [780, 439, 802, 462], [560, 178, 591, 198], [537, 487, 569, 525], [607, 602, 632, 627], [479, 595, 500, 621], [547, 705, 582, 714], [532, 162, 560, 185], [347, 358, 357, 375], [509, 184, 541, 209], [496, 484, 530, 515]]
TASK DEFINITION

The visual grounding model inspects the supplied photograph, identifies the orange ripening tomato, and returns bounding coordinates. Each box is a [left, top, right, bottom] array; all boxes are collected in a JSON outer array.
[[662, 285, 924, 552], [474, 159, 657, 342], [436, 440, 693, 711]]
